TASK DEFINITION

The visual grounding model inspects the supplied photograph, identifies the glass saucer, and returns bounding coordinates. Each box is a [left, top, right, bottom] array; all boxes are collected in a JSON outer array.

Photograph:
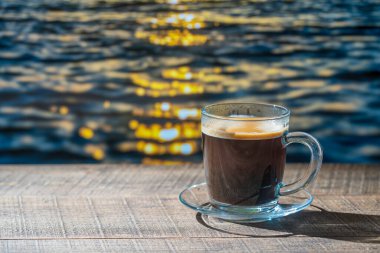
[[179, 182, 313, 223]]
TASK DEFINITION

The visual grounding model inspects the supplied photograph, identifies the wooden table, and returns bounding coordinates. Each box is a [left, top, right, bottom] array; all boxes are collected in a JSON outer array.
[[0, 164, 378, 252]]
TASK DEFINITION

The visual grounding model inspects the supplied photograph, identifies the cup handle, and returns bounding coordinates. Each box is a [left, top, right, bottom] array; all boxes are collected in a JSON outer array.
[[279, 132, 323, 196]]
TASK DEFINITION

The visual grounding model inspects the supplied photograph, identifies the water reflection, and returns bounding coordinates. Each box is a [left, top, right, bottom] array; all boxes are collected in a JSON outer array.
[[132, 102, 200, 120], [79, 127, 95, 140], [140, 13, 206, 30], [117, 140, 198, 156], [0, 0, 379, 163], [131, 121, 200, 142], [85, 144, 105, 161], [135, 30, 208, 47], [131, 73, 204, 97]]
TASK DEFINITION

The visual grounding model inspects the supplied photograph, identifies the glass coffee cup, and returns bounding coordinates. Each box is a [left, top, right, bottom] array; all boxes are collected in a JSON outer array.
[[202, 102, 323, 213]]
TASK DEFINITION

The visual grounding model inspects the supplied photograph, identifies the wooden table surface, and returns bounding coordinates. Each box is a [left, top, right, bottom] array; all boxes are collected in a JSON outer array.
[[0, 164, 378, 252]]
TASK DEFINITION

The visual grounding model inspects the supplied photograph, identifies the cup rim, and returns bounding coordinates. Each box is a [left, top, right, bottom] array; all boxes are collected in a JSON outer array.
[[201, 102, 290, 121]]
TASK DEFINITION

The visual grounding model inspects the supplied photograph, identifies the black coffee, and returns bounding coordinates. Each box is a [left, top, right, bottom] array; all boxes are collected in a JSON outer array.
[[202, 125, 286, 206]]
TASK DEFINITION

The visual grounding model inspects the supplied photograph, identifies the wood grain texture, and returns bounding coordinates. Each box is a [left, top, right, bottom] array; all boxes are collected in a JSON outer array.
[[0, 164, 378, 196], [0, 195, 378, 240], [0, 238, 378, 253], [0, 164, 378, 252]]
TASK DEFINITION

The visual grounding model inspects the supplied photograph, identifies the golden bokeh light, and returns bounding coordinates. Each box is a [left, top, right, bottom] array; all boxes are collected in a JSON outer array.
[[135, 140, 198, 156], [129, 119, 139, 129], [103, 100, 111, 108], [161, 66, 224, 83], [92, 149, 105, 160], [143, 143, 158, 155], [142, 158, 186, 165], [131, 73, 204, 97], [162, 66, 200, 80], [140, 13, 206, 30], [155, 0, 206, 5], [135, 29, 208, 47], [132, 102, 201, 120], [130, 120, 200, 142], [85, 145, 105, 161], [79, 127, 94, 139], [59, 106, 69, 115]]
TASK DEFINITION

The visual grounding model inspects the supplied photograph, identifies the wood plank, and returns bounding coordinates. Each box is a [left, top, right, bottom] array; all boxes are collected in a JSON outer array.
[[0, 238, 378, 253], [0, 164, 377, 252], [0, 164, 378, 196], [0, 195, 377, 240]]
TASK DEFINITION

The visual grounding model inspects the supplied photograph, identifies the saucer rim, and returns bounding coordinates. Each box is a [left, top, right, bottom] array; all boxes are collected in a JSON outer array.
[[179, 182, 314, 222]]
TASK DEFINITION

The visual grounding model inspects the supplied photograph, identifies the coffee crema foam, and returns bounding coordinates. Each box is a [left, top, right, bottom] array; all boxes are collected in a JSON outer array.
[[202, 121, 287, 140]]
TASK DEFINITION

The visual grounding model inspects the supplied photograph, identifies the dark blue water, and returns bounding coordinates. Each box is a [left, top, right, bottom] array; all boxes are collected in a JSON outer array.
[[0, 0, 379, 164]]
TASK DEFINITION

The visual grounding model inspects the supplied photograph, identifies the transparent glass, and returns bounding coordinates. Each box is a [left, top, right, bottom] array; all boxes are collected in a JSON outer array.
[[179, 182, 313, 223], [201, 102, 323, 213]]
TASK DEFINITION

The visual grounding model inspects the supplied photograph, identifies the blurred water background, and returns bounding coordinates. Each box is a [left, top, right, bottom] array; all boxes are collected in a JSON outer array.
[[0, 0, 379, 164]]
